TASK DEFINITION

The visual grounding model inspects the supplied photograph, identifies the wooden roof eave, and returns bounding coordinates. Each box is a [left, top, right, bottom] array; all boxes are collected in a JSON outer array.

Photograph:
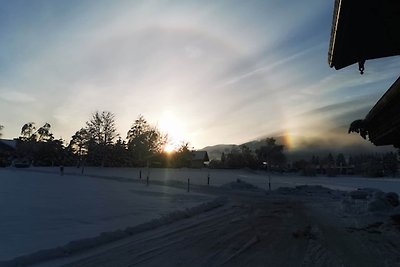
[[328, 0, 400, 71]]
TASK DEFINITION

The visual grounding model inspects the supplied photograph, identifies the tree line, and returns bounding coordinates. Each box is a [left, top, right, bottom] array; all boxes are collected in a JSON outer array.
[[292, 152, 398, 177], [1, 118, 398, 177], [0, 111, 194, 168], [209, 138, 287, 171]]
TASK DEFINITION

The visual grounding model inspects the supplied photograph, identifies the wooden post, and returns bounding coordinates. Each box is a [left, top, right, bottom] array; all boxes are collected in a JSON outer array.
[[268, 176, 271, 191], [139, 170, 142, 179], [81, 159, 86, 174], [187, 178, 190, 192], [146, 160, 150, 183], [207, 173, 210, 186], [146, 175, 149, 186]]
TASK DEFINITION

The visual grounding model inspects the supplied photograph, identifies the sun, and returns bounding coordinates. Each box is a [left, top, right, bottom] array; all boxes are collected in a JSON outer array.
[[159, 111, 185, 153], [164, 143, 175, 153]]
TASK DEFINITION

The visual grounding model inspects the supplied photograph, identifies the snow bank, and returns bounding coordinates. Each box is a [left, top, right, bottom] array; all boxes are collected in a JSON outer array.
[[0, 197, 227, 267], [274, 185, 400, 216], [341, 188, 399, 215], [275, 185, 344, 198], [220, 179, 260, 191]]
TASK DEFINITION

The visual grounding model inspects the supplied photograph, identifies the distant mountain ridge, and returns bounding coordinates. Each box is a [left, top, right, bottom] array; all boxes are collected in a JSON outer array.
[[201, 144, 237, 161]]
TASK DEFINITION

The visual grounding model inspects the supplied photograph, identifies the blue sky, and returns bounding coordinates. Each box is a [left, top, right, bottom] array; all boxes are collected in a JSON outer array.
[[1, 0, 399, 149]]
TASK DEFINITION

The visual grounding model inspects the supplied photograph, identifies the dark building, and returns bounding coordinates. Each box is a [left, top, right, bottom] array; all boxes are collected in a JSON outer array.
[[191, 151, 210, 168], [329, 0, 400, 148], [0, 139, 17, 166], [329, 0, 400, 72]]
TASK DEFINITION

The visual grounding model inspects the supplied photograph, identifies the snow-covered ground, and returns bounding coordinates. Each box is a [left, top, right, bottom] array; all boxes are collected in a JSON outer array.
[[2, 166, 400, 263], [31, 166, 400, 193], [29, 184, 400, 267], [0, 168, 212, 261]]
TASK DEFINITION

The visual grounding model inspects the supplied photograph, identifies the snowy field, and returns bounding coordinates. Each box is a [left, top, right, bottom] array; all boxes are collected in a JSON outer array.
[[0, 168, 212, 261], [31, 166, 400, 193], [2, 166, 400, 263]]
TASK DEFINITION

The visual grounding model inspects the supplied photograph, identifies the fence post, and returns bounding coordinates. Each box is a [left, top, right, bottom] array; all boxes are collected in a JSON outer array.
[[268, 176, 271, 191], [139, 170, 142, 179], [207, 173, 210, 186], [187, 178, 190, 192]]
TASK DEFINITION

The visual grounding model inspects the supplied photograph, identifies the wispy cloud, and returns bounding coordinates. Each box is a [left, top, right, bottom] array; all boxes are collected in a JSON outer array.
[[0, 91, 36, 103]]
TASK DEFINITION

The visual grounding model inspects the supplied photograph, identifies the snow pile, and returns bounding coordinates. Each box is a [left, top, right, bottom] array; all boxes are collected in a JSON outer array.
[[220, 179, 259, 191], [1, 197, 227, 267], [274, 185, 400, 216], [275, 185, 343, 199], [342, 188, 399, 214]]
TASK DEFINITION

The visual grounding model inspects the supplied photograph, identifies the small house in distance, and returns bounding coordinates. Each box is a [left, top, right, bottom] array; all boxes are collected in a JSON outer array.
[[0, 139, 17, 167], [191, 151, 210, 168]]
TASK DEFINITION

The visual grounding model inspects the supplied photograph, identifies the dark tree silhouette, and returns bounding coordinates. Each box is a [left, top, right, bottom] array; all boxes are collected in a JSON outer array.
[[68, 128, 91, 166], [225, 147, 244, 169], [16, 122, 64, 166], [256, 138, 286, 170], [37, 123, 53, 142], [126, 115, 167, 166], [173, 142, 192, 167], [336, 153, 347, 166], [21, 122, 36, 140], [69, 128, 90, 156], [85, 111, 118, 166], [86, 111, 117, 146], [108, 137, 129, 167], [240, 145, 258, 169]]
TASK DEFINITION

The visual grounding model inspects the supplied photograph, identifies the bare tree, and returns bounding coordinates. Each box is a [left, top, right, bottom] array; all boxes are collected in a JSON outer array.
[[86, 111, 117, 146], [85, 111, 118, 166]]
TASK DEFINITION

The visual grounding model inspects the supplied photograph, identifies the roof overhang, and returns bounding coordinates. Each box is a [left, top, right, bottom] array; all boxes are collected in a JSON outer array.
[[329, 0, 400, 70], [364, 75, 400, 147]]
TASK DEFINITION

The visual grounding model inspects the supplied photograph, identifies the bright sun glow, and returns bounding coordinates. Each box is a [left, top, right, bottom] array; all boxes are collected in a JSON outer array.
[[164, 143, 175, 153], [159, 111, 185, 152]]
